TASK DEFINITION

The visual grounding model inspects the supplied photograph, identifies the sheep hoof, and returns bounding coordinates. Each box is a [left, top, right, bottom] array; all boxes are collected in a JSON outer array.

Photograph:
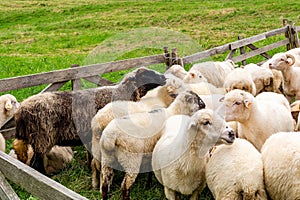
[[121, 187, 130, 200]]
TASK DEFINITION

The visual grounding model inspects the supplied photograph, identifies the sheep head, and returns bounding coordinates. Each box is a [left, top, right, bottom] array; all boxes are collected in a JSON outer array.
[[269, 53, 295, 71], [183, 70, 207, 83], [165, 74, 186, 98], [121, 67, 166, 101], [165, 64, 187, 79], [188, 109, 235, 148], [175, 91, 206, 116], [224, 89, 254, 123], [0, 94, 19, 127]]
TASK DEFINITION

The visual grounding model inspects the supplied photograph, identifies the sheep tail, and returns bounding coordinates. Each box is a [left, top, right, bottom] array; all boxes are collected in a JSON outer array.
[[100, 130, 117, 153]]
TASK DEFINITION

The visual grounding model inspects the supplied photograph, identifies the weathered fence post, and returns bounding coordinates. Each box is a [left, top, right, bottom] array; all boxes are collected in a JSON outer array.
[[71, 64, 81, 91], [238, 36, 247, 66], [164, 46, 171, 70], [283, 19, 291, 50], [289, 20, 299, 48]]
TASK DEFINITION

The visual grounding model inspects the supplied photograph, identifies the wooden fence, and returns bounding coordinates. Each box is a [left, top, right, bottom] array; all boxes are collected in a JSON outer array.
[[0, 19, 299, 199]]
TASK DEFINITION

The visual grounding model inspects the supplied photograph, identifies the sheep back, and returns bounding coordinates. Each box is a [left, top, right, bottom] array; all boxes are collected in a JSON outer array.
[[206, 138, 267, 200], [261, 132, 300, 200]]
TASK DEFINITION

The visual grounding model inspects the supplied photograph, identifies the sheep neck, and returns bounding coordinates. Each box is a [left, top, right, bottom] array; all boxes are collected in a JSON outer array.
[[165, 100, 185, 117], [280, 66, 293, 86]]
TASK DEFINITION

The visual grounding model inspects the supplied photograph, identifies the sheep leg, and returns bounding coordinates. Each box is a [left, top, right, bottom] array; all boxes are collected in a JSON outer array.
[[100, 165, 114, 200], [30, 152, 46, 174], [121, 172, 138, 200], [91, 158, 101, 190], [145, 172, 153, 189], [164, 186, 178, 200]]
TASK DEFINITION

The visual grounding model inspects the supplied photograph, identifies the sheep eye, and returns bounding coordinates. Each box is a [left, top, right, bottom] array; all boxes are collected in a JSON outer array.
[[234, 101, 241, 105], [199, 75, 202, 78], [202, 120, 211, 125], [280, 58, 285, 61]]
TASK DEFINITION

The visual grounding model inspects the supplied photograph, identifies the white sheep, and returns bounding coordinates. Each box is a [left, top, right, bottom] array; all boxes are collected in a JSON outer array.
[[100, 91, 206, 200], [260, 61, 283, 94], [291, 100, 300, 131], [186, 82, 225, 96], [90, 75, 184, 189], [223, 68, 257, 96], [165, 64, 187, 79], [0, 94, 20, 152], [225, 89, 294, 151], [206, 138, 267, 200], [261, 132, 300, 200], [152, 109, 235, 200], [243, 63, 274, 95], [0, 94, 19, 128], [183, 69, 208, 83], [190, 59, 236, 87], [269, 53, 300, 101], [265, 48, 300, 68]]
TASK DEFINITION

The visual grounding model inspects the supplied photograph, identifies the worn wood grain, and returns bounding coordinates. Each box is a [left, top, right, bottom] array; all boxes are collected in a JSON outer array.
[[0, 151, 88, 200], [83, 76, 114, 86], [0, 54, 165, 92], [229, 27, 288, 50], [0, 128, 15, 140], [0, 170, 20, 200], [246, 43, 271, 59], [231, 39, 289, 63], [182, 43, 230, 64], [40, 82, 68, 93]]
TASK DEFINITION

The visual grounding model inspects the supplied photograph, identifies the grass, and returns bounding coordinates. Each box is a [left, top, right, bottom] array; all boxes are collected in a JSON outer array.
[[1, 0, 300, 199]]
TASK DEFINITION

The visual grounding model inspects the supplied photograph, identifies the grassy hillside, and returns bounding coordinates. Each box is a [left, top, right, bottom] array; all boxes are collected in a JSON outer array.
[[1, 0, 300, 199]]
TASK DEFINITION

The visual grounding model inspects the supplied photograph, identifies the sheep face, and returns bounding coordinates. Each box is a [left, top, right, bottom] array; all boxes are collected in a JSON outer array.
[[122, 67, 166, 100], [165, 75, 186, 97], [0, 94, 19, 127], [269, 53, 295, 70], [183, 70, 208, 83], [224, 89, 253, 122], [176, 91, 206, 115], [189, 109, 235, 147]]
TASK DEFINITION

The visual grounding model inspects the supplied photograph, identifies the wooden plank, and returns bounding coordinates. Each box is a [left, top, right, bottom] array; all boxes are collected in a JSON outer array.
[[83, 76, 114, 86], [225, 49, 236, 60], [40, 82, 68, 93], [0, 54, 165, 93], [238, 36, 247, 65], [0, 128, 15, 140], [182, 43, 230, 64], [0, 151, 88, 200], [230, 27, 288, 50], [231, 39, 289, 63], [71, 64, 82, 91], [0, 170, 20, 200], [246, 43, 271, 59]]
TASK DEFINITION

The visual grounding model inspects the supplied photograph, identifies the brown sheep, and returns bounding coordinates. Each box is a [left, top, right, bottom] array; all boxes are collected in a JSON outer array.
[[14, 67, 166, 174]]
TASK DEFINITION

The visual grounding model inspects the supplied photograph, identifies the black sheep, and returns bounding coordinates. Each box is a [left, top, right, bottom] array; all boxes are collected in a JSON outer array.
[[14, 67, 166, 174]]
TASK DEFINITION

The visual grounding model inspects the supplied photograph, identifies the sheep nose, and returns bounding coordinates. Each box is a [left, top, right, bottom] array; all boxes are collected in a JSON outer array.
[[228, 130, 235, 140]]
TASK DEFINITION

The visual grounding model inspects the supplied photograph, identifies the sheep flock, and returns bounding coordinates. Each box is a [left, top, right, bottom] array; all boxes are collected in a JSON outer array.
[[0, 47, 300, 200]]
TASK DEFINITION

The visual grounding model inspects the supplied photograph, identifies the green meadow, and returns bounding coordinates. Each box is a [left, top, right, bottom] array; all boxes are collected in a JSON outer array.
[[1, 0, 300, 199]]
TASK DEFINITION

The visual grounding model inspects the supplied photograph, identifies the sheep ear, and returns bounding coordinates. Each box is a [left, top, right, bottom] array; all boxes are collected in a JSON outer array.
[[219, 97, 224, 102], [188, 120, 197, 130], [5, 100, 12, 111], [243, 99, 252, 109]]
